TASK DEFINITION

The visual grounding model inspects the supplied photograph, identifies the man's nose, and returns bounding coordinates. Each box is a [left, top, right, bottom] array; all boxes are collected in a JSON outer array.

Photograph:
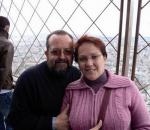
[[60, 50, 65, 59]]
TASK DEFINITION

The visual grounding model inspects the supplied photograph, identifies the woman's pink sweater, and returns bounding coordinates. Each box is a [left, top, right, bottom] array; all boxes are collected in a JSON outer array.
[[62, 70, 150, 130]]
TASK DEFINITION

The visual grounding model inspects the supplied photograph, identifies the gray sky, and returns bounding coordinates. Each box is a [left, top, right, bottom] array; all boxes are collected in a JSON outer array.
[[0, 0, 150, 38]]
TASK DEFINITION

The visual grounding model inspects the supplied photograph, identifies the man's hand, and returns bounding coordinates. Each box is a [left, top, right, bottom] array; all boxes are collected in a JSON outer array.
[[54, 105, 69, 130], [90, 120, 102, 130]]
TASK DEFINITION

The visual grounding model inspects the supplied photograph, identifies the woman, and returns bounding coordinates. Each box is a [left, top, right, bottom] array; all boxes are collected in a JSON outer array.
[[61, 35, 150, 130]]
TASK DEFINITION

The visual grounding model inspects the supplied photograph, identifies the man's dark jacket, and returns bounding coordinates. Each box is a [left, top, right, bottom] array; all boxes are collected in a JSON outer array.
[[0, 31, 14, 90], [7, 61, 81, 130]]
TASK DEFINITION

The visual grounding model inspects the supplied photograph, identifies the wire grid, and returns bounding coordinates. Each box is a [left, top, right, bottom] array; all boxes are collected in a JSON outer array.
[[0, 0, 120, 78], [134, 0, 150, 109], [0, 0, 150, 109]]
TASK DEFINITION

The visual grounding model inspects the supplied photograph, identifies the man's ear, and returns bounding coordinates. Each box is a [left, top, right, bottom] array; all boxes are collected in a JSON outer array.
[[4, 25, 10, 33], [45, 50, 48, 57]]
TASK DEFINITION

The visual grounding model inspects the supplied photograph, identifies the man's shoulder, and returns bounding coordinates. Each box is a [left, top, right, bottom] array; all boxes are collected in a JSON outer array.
[[0, 38, 13, 50], [15, 62, 47, 91], [68, 66, 81, 77], [19, 62, 46, 78], [69, 66, 79, 71]]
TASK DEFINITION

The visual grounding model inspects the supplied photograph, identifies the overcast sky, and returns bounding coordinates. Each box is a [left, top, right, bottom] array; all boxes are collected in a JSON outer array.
[[0, 0, 150, 38]]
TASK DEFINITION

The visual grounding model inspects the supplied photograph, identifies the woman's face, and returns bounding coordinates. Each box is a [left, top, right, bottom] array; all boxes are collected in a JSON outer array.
[[78, 42, 106, 80]]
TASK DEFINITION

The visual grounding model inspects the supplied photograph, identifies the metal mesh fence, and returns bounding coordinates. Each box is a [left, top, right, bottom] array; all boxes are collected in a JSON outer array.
[[0, 0, 150, 110]]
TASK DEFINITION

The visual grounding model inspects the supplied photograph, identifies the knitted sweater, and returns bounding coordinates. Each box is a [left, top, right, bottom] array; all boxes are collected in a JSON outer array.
[[7, 61, 81, 130], [62, 70, 150, 130]]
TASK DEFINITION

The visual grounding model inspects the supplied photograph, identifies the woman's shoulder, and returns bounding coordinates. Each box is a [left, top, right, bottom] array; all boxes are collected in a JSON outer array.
[[66, 78, 87, 90], [105, 70, 135, 89]]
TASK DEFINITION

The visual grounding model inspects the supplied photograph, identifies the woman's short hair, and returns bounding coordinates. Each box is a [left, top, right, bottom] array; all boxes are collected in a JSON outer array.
[[74, 35, 107, 62]]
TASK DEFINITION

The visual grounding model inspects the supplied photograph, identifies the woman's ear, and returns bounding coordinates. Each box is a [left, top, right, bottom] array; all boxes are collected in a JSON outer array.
[[103, 56, 107, 61]]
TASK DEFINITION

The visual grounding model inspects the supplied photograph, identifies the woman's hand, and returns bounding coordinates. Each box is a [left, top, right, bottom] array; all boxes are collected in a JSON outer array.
[[90, 120, 102, 130]]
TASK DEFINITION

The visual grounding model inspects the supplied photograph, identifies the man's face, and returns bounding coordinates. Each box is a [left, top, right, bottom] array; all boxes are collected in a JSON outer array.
[[45, 34, 73, 73]]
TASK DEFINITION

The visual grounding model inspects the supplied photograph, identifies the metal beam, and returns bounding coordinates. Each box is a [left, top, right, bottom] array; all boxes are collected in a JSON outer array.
[[122, 0, 133, 76], [131, 0, 142, 80]]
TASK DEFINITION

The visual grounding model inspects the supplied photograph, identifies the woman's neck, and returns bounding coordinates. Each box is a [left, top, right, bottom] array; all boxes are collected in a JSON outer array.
[[84, 70, 108, 93]]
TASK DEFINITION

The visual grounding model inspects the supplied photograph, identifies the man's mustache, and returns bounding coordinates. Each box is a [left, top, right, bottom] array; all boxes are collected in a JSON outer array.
[[55, 59, 68, 64]]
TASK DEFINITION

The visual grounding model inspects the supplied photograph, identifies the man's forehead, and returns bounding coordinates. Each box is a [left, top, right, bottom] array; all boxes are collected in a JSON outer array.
[[49, 34, 72, 41], [48, 34, 73, 47]]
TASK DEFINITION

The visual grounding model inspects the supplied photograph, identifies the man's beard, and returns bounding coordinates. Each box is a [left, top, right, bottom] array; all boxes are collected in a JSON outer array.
[[47, 59, 70, 76]]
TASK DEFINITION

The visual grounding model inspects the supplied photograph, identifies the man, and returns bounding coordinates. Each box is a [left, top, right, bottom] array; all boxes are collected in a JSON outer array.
[[0, 16, 14, 130], [7, 30, 81, 130]]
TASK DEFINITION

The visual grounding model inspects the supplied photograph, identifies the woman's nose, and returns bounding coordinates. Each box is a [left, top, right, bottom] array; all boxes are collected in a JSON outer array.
[[85, 58, 93, 66]]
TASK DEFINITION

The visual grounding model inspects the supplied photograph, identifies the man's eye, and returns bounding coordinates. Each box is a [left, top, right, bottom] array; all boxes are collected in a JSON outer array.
[[49, 48, 73, 56], [51, 50, 59, 55], [64, 49, 72, 55]]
